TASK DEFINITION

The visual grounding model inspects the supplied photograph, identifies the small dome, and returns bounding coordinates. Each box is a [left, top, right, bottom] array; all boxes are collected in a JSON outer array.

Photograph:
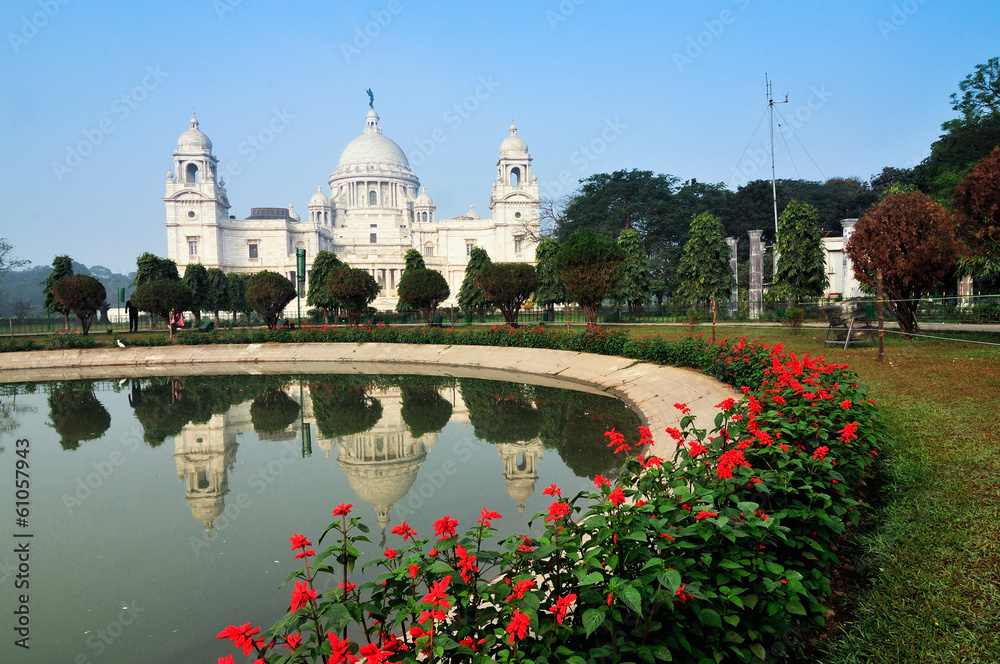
[[465, 204, 480, 220], [178, 114, 212, 151], [499, 122, 528, 156], [415, 187, 434, 207], [288, 204, 300, 221], [309, 185, 328, 207]]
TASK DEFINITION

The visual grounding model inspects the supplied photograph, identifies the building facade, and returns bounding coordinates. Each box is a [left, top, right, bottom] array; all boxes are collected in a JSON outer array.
[[164, 107, 540, 309]]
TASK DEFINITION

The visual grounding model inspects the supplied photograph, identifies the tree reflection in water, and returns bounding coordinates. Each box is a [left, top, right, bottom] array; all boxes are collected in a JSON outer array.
[[46, 381, 111, 450]]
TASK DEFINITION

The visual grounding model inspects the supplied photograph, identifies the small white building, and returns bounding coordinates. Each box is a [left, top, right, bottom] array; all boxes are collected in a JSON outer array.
[[822, 219, 862, 298], [164, 107, 540, 309]]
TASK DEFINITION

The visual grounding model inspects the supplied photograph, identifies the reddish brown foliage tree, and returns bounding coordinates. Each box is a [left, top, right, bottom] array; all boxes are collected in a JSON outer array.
[[476, 262, 539, 327], [51, 274, 106, 335], [846, 191, 958, 336], [951, 145, 1000, 275]]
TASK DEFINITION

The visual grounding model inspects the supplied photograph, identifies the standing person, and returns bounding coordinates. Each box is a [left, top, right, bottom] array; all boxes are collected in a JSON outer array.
[[125, 299, 139, 332]]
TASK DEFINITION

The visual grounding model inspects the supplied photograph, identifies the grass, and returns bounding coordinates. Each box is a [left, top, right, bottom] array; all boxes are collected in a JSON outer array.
[[628, 323, 1000, 664]]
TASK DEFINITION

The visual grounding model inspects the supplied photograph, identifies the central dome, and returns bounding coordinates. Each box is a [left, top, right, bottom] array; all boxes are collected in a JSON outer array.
[[335, 109, 411, 171]]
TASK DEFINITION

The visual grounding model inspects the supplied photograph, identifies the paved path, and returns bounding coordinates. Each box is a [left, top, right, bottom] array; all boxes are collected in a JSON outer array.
[[0, 343, 732, 457]]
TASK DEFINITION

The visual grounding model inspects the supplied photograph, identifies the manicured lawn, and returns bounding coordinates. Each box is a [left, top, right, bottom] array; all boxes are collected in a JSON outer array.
[[628, 324, 1000, 663]]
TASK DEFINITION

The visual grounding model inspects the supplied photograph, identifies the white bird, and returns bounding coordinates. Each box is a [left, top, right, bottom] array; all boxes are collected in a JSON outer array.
[[116, 339, 126, 348], [118, 378, 127, 387]]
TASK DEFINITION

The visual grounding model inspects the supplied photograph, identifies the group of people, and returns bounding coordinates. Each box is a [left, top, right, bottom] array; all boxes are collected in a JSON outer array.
[[123, 300, 184, 334]]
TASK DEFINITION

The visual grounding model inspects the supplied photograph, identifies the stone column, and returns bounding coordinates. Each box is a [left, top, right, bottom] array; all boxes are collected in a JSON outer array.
[[840, 219, 859, 298], [959, 274, 974, 308], [748, 230, 763, 320], [726, 237, 739, 315]]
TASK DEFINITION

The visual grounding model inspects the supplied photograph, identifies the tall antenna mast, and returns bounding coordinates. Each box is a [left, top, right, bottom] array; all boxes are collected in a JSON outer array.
[[766, 73, 788, 275]]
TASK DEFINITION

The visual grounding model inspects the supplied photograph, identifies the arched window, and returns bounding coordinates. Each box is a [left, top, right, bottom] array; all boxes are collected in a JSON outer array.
[[422, 212, 428, 222], [368, 190, 378, 206], [510, 166, 520, 186], [186, 163, 200, 183]]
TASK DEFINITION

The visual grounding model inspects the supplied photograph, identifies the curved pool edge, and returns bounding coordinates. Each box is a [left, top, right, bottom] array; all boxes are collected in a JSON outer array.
[[0, 342, 733, 457]]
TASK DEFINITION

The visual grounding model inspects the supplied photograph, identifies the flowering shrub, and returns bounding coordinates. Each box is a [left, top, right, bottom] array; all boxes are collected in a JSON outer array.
[[216, 338, 884, 663]]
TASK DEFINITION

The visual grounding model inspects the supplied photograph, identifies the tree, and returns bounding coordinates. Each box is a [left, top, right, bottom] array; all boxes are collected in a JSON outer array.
[[534, 238, 568, 320], [246, 271, 296, 329], [326, 267, 380, 325], [675, 212, 733, 303], [949, 57, 1000, 125], [457, 247, 493, 318], [846, 191, 959, 336], [131, 279, 193, 337], [133, 252, 179, 286], [397, 268, 450, 325], [182, 263, 209, 323], [250, 388, 299, 435], [476, 263, 538, 327], [307, 251, 345, 324], [403, 248, 426, 273], [952, 146, 1000, 277], [51, 274, 106, 335], [556, 229, 624, 324], [613, 228, 650, 315], [11, 301, 32, 320], [227, 272, 252, 325], [42, 255, 74, 330], [204, 268, 230, 326], [47, 383, 111, 450], [0, 238, 29, 279], [772, 200, 829, 301]]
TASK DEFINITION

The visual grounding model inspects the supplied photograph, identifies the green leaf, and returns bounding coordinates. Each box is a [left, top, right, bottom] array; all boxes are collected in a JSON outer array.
[[582, 608, 604, 637], [698, 608, 722, 628], [427, 560, 455, 575], [566, 657, 588, 664], [786, 600, 807, 616], [581, 571, 604, 585], [620, 585, 643, 616], [749, 643, 766, 661], [653, 645, 673, 661]]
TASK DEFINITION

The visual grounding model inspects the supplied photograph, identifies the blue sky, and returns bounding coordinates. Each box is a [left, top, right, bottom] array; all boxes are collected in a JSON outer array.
[[1, 0, 997, 273]]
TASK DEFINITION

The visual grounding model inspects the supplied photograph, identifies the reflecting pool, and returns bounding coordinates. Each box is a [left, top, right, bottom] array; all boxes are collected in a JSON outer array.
[[0, 374, 641, 663]]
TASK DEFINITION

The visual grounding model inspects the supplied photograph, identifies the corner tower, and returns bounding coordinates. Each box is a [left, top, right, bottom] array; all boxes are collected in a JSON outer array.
[[164, 114, 231, 270], [489, 122, 540, 254]]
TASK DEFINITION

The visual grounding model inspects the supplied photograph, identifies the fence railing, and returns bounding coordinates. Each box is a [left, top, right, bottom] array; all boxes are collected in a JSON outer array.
[[5, 294, 1000, 336]]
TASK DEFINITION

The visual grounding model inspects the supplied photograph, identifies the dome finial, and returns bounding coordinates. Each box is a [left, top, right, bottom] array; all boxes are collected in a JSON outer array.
[[191, 111, 198, 129], [509, 119, 517, 135]]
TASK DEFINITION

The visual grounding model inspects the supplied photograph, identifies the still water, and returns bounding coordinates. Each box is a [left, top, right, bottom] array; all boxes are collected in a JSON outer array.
[[0, 374, 640, 663]]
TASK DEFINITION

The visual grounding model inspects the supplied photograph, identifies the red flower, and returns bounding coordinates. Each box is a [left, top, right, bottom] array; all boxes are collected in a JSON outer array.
[[665, 426, 684, 441], [607, 591, 614, 606], [674, 402, 692, 414], [813, 446, 830, 461], [675, 584, 694, 603], [594, 474, 611, 489], [217, 623, 262, 656], [715, 397, 737, 411], [546, 500, 570, 523], [505, 609, 531, 644], [384, 548, 397, 559], [333, 503, 353, 517], [422, 575, 452, 608], [338, 581, 356, 594], [542, 483, 562, 497], [716, 449, 751, 480], [289, 533, 311, 550], [687, 441, 708, 457], [517, 536, 534, 553], [285, 633, 301, 650], [418, 609, 447, 624], [392, 521, 417, 542], [505, 578, 535, 602], [408, 564, 419, 578], [455, 545, 478, 582], [839, 399, 852, 410], [604, 427, 631, 454], [433, 515, 458, 540], [478, 508, 502, 529], [695, 511, 718, 521], [290, 580, 316, 613], [642, 455, 663, 469], [459, 636, 485, 651], [608, 485, 626, 507], [218, 657, 234, 664], [548, 593, 578, 625], [358, 642, 394, 664], [838, 422, 859, 443]]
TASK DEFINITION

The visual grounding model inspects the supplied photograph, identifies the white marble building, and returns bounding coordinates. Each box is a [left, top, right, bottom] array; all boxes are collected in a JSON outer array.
[[164, 107, 540, 309]]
